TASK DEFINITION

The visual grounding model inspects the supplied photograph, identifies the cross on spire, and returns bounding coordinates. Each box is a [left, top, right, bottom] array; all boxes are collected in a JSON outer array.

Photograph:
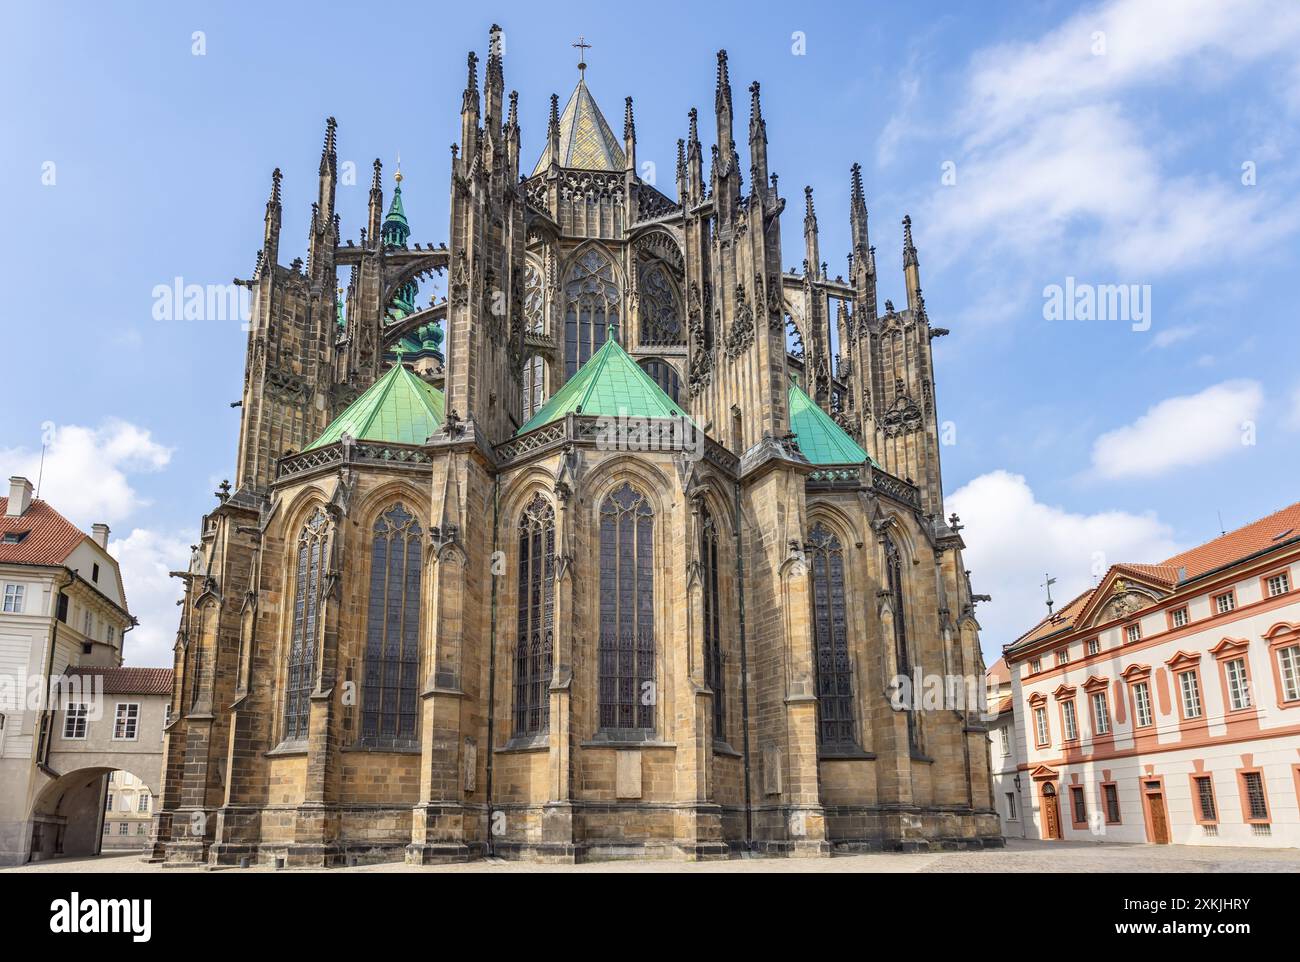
[[572, 35, 591, 77]]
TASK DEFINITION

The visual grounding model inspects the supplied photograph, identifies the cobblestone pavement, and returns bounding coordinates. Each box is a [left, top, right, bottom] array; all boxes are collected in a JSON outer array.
[[4, 838, 1299, 873]]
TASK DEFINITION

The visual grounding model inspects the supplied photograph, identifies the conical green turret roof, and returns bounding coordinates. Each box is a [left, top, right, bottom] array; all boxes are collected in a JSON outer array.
[[788, 378, 876, 466], [305, 360, 444, 450], [517, 330, 691, 435]]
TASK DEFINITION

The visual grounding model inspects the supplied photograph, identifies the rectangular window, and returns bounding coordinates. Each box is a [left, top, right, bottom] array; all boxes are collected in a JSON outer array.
[[62, 703, 88, 739], [2, 583, 24, 613], [1087, 639, 1100, 656], [118, 822, 128, 836], [113, 703, 140, 740], [1034, 706, 1049, 745], [92, 562, 100, 583], [56, 594, 68, 622], [1194, 775, 1217, 822], [1241, 771, 1269, 821], [1215, 592, 1236, 614], [1103, 783, 1121, 823], [1030, 657, 1042, 674], [1125, 624, 1142, 643], [1225, 658, 1251, 710], [1091, 691, 1111, 735], [138, 793, 150, 813], [1133, 681, 1153, 728], [107, 625, 115, 645], [1171, 607, 1188, 628], [1179, 670, 1202, 719], [999, 725, 1010, 756], [1006, 792, 1018, 820], [1070, 785, 1087, 825], [1056, 649, 1069, 666], [82, 609, 93, 636], [105, 793, 113, 812], [1280, 644, 1300, 702], [1062, 700, 1078, 741], [1267, 572, 1290, 597]]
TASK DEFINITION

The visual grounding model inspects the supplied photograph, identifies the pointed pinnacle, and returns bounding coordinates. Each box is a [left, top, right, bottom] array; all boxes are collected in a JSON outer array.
[[624, 96, 635, 140], [269, 167, 282, 205], [749, 81, 762, 120], [850, 162, 865, 205]]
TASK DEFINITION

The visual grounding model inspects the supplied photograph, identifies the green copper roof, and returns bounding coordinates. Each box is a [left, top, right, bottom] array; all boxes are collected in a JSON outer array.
[[305, 361, 444, 450], [532, 78, 626, 175], [788, 378, 876, 467], [517, 331, 691, 435]]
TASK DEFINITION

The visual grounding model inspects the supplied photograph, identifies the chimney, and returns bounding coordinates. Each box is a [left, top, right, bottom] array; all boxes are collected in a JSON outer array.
[[92, 523, 110, 549], [6, 477, 33, 517]]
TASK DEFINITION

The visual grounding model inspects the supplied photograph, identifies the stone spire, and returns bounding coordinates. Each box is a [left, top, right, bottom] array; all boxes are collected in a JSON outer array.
[[748, 81, 768, 198], [367, 159, 383, 244], [623, 96, 636, 172], [902, 214, 921, 311], [262, 167, 282, 268]]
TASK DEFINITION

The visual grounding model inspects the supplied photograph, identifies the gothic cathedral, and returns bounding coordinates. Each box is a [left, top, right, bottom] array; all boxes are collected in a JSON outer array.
[[156, 25, 1001, 865]]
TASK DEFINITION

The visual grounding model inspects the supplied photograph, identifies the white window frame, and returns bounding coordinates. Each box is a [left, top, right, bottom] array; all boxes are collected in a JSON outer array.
[[1225, 657, 1251, 710], [2, 583, 25, 613], [1091, 691, 1111, 735], [1214, 592, 1235, 615], [1279, 644, 1300, 703], [1125, 624, 1141, 643], [62, 702, 88, 739], [999, 725, 1010, 756], [112, 702, 140, 741], [1062, 700, 1078, 741], [1179, 669, 1202, 719], [1006, 792, 1018, 820], [138, 793, 150, 813], [1033, 706, 1049, 746], [1133, 681, 1153, 728], [1171, 607, 1188, 628], [1030, 657, 1041, 674], [1056, 649, 1069, 666], [1267, 572, 1290, 597], [1087, 639, 1100, 656]]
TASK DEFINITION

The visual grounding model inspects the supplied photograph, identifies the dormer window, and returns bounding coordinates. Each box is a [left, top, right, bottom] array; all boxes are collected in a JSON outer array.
[[1, 531, 28, 544]]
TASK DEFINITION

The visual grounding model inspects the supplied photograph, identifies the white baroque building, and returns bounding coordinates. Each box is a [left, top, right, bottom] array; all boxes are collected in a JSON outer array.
[[1002, 501, 1300, 848]]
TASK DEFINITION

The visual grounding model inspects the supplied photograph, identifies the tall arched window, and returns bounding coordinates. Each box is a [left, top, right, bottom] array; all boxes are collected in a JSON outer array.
[[638, 261, 683, 346], [361, 503, 422, 745], [809, 522, 855, 747], [564, 249, 620, 378], [700, 506, 724, 738], [599, 483, 654, 732], [514, 494, 555, 735], [522, 354, 546, 422], [885, 534, 918, 751], [524, 261, 545, 335], [639, 358, 681, 404], [285, 507, 329, 741]]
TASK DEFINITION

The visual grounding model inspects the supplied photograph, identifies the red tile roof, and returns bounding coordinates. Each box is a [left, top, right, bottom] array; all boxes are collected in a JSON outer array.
[[1009, 501, 1300, 653], [63, 666, 173, 696], [0, 497, 88, 566], [993, 695, 1014, 717], [1159, 501, 1300, 579], [986, 656, 1009, 685]]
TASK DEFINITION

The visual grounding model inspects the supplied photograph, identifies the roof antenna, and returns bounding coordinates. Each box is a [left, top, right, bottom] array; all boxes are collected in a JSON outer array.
[[1041, 573, 1057, 615], [1216, 510, 1226, 537]]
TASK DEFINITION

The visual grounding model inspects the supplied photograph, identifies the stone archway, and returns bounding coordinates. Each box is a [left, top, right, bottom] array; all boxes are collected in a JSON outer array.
[[28, 765, 158, 863]]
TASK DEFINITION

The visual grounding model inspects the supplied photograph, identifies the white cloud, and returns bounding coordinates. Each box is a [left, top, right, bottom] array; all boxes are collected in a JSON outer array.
[[924, 0, 1300, 278], [1147, 324, 1200, 350], [948, 470, 1180, 659], [0, 419, 172, 523], [109, 528, 190, 669], [1089, 379, 1262, 480]]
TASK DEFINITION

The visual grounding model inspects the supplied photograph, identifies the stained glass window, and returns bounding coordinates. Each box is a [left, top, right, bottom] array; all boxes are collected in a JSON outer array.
[[564, 249, 620, 378], [809, 522, 855, 746], [638, 261, 683, 346], [361, 503, 422, 745], [284, 508, 329, 741], [522, 354, 546, 422], [639, 359, 681, 404], [700, 507, 724, 738], [514, 495, 555, 735], [599, 483, 655, 731]]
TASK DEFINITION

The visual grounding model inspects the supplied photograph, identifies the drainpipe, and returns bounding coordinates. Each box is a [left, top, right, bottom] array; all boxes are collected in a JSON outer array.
[[36, 568, 77, 775], [483, 473, 501, 856], [732, 481, 754, 852]]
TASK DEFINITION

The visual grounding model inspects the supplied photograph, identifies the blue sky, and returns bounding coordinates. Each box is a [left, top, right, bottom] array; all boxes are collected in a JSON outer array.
[[2, 0, 1298, 667]]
